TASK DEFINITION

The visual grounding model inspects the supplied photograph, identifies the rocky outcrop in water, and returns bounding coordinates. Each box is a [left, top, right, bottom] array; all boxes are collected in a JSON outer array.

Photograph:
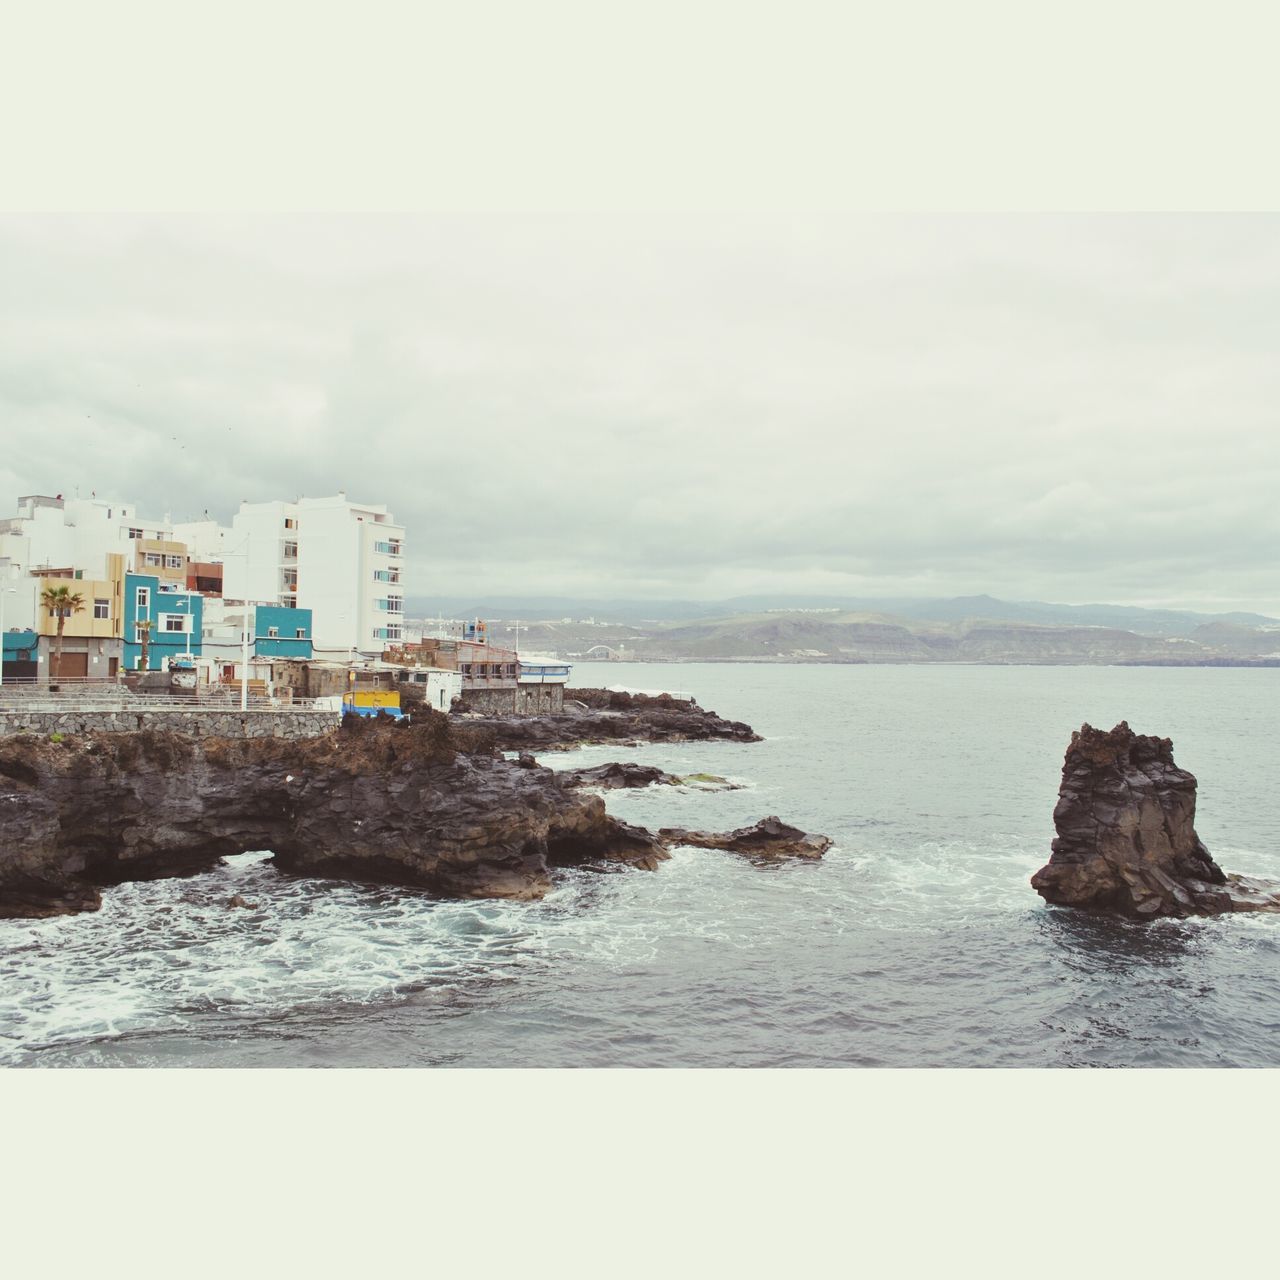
[[1031, 721, 1280, 919], [462, 688, 762, 752], [559, 761, 684, 789], [0, 713, 667, 919], [658, 816, 833, 861]]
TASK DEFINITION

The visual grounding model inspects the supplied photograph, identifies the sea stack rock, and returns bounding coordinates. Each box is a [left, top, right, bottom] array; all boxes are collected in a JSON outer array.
[[1031, 721, 1280, 918]]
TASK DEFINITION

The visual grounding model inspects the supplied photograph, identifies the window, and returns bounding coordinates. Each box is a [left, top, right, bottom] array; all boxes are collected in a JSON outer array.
[[374, 540, 402, 556], [267, 626, 279, 638], [93, 598, 110, 620], [282, 570, 297, 588], [387, 596, 403, 614], [374, 569, 400, 583], [133, 625, 148, 642], [283, 541, 298, 558], [136, 587, 150, 611], [161, 614, 188, 633], [144, 553, 162, 567], [128, 527, 143, 539], [165, 555, 183, 569], [295, 628, 306, 640], [284, 517, 297, 530]]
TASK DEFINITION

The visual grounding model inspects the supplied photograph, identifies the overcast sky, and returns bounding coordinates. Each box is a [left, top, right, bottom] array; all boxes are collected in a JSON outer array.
[[1, 213, 1277, 614]]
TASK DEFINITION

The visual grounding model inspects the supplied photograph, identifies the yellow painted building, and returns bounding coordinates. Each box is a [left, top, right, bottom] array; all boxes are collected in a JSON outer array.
[[34, 553, 125, 639]]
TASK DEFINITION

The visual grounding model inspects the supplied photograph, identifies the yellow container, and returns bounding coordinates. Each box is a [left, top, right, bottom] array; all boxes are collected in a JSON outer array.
[[343, 690, 400, 709]]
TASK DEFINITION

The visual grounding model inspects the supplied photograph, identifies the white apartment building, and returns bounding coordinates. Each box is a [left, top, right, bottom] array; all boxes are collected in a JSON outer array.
[[170, 518, 233, 562], [222, 493, 404, 655], [0, 494, 176, 630]]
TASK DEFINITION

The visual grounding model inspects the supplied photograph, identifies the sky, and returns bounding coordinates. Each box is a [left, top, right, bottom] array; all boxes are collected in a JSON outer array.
[[1, 213, 1277, 615]]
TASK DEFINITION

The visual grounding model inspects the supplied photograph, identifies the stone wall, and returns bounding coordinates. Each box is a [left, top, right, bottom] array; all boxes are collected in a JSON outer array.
[[457, 686, 517, 715], [456, 684, 566, 716], [0, 709, 341, 739], [516, 683, 564, 715]]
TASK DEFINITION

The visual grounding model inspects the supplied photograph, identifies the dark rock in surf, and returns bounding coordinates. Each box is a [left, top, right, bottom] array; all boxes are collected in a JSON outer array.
[[461, 688, 762, 752], [658, 816, 832, 861], [558, 761, 684, 790], [1031, 721, 1280, 919]]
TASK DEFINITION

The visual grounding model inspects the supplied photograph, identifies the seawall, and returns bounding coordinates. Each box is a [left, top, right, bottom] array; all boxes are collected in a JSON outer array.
[[0, 708, 341, 739]]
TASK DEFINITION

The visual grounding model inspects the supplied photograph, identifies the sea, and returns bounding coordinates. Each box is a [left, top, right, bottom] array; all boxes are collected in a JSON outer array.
[[3, 662, 1280, 1068]]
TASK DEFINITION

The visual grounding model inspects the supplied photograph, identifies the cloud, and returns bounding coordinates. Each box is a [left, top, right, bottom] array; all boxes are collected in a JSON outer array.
[[1, 213, 1277, 613]]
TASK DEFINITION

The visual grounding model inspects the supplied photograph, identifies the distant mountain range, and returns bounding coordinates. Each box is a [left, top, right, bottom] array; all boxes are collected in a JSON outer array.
[[407, 593, 1279, 639]]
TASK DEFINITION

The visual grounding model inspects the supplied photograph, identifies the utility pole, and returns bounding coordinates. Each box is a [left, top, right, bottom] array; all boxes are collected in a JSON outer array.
[[241, 611, 249, 710]]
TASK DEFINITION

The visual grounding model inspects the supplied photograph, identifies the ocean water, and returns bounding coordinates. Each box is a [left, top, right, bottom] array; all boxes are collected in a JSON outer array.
[[4, 662, 1280, 1068]]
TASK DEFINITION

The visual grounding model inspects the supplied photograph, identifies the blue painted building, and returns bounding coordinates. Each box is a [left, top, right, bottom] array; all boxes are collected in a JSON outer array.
[[254, 605, 313, 659], [124, 573, 203, 670], [2, 629, 38, 681]]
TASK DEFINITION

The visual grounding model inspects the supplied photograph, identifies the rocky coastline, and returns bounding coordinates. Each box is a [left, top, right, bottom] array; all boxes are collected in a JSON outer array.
[[460, 688, 762, 752], [0, 699, 823, 921], [1031, 721, 1280, 919]]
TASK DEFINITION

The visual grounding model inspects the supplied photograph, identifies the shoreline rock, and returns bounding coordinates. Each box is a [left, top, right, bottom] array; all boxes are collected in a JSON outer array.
[[0, 714, 668, 919], [1031, 721, 1280, 919], [658, 816, 833, 861], [556, 761, 742, 791], [460, 688, 762, 752]]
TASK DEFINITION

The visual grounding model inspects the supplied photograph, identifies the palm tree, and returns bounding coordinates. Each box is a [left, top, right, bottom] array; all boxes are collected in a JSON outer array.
[[39, 584, 86, 679], [135, 618, 153, 671]]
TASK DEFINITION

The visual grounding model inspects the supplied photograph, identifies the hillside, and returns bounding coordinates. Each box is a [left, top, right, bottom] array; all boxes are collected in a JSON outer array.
[[413, 606, 1280, 666]]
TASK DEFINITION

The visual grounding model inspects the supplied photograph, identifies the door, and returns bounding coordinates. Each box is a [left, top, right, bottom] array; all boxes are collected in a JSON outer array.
[[50, 652, 89, 679]]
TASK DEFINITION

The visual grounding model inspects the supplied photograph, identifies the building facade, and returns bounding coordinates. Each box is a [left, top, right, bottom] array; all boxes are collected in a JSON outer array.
[[124, 573, 203, 670], [199, 599, 313, 666], [222, 493, 404, 657]]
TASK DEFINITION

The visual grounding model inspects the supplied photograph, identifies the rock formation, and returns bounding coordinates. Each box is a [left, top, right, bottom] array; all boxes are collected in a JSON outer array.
[[559, 761, 684, 789], [462, 688, 762, 752], [0, 713, 667, 919], [1031, 721, 1280, 918], [658, 816, 833, 861]]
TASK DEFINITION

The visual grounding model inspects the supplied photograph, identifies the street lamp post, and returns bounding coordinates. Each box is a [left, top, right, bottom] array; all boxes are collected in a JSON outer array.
[[171, 596, 193, 658]]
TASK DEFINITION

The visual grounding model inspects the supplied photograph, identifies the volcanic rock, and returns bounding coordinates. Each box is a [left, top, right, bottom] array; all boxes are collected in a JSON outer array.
[[1031, 721, 1280, 919], [558, 761, 684, 790], [658, 816, 832, 861], [0, 713, 668, 919], [463, 688, 761, 752]]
